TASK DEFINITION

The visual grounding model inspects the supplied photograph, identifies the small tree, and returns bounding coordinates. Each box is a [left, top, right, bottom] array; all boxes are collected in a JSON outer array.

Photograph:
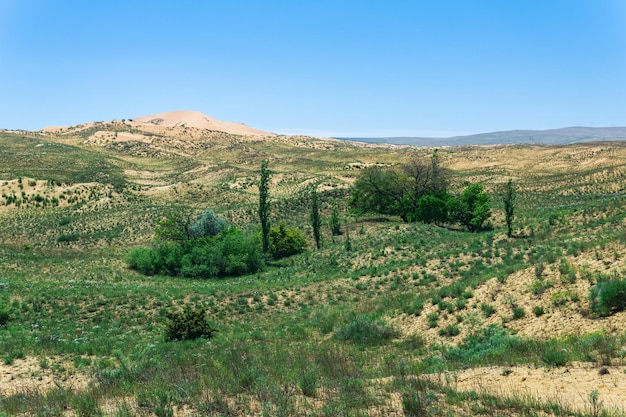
[[310, 188, 322, 249], [269, 222, 307, 259], [349, 167, 405, 219], [154, 206, 196, 242], [414, 194, 448, 225], [190, 208, 229, 238], [504, 178, 515, 238], [453, 183, 492, 232], [329, 206, 343, 236], [259, 159, 271, 253]]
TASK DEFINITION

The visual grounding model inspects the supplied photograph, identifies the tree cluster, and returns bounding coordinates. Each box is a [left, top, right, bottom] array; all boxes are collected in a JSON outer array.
[[349, 151, 492, 231]]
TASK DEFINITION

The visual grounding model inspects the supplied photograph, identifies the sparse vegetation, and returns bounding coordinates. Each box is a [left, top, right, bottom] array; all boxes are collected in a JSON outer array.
[[1, 127, 626, 416]]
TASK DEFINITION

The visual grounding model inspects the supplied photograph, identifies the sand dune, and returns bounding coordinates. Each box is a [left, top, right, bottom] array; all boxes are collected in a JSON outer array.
[[131, 110, 273, 136]]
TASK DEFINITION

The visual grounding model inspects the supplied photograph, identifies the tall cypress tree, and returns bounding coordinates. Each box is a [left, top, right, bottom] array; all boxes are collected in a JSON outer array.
[[504, 178, 515, 238], [310, 187, 322, 249], [259, 159, 271, 253]]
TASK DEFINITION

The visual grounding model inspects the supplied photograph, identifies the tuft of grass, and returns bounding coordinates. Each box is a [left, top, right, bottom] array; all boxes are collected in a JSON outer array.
[[590, 279, 626, 317], [480, 303, 496, 318], [512, 307, 525, 320], [542, 347, 570, 367], [333, 314, 401, 346]]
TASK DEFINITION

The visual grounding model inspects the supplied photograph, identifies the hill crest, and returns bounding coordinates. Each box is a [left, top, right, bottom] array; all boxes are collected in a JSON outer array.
[[129, 110, 273, 136]]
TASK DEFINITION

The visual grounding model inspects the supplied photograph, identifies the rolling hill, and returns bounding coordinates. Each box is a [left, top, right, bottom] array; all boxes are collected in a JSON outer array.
[[1, 114, 626, 416]]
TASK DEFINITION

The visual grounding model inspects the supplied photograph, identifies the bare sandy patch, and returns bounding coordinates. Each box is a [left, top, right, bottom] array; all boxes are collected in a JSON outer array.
[[452, 363, 626, 414], [0, 356, 90, 396]]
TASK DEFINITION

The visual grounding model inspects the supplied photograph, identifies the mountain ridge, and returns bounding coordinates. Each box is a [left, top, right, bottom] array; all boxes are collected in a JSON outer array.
[[337, 126, 626, 146]]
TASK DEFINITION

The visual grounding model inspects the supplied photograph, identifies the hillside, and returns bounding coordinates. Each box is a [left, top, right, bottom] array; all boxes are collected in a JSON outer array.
[[1, 120, 626, 416]]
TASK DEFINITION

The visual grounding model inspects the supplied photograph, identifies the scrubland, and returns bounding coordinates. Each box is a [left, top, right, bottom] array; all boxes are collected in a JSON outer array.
[[1, 124, 626, 416]]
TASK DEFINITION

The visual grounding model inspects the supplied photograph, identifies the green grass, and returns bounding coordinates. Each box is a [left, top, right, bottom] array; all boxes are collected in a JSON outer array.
[[2, 131, 626, 415]]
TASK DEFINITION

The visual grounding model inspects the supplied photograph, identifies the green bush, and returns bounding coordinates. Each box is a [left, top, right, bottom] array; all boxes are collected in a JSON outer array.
[[333, 314, 400, 346], [268, 222, 307, 259], [329, 207, 343, 236], [165, 306, 216, 341], [541, 347, 569, 367], [127, 228, 263, 279], [57, 233, 80, 243], [126, 247, 162, 275], [0, 309, 10, 327], [444, 325, 520, 365], [590, 279, 626, 317]]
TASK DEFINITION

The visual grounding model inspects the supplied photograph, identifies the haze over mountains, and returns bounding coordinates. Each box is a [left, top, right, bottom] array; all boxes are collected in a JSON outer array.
[[338, 126, 626, 147]]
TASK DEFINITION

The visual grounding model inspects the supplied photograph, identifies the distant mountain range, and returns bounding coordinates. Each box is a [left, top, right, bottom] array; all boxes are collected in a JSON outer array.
[[336, 127, 626, 147]]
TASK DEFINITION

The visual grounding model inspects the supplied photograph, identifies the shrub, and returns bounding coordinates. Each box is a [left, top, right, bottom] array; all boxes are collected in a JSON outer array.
[[127, 228, 263, 279], [590, 279, 626, 317], [268, 222, 307, 259], [534, 263, 545, 279], [444, 325, 521, 365], [57, 233, 80, 243], [329, 207, 343, 236], [333, 314, 400, 346], [126, 247, 162, 275], [180, 229, 263, 278], [165, 306, 216, 341], [189, 209, 229, 238], [542, 347, 569, 367]]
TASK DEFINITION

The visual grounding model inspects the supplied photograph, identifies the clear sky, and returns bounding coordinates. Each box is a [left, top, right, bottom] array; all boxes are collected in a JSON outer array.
[[1, 0, 625, 137]]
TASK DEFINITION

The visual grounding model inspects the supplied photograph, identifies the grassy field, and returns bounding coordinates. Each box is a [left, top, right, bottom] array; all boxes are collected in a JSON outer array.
[[1, 125, 626, 416]]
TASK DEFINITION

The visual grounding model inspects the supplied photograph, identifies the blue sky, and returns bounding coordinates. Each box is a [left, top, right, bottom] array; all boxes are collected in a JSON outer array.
[[1, 0, 625, 137]]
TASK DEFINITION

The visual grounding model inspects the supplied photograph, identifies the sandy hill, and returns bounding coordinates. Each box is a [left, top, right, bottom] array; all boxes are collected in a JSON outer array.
[[130, 110, 274, 137]]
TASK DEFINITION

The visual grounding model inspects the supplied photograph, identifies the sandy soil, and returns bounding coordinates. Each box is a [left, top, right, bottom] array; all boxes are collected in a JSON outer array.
[[131, 110, 274, 136], [452, 363, 626, 414], [0, 356, 89, 396]]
